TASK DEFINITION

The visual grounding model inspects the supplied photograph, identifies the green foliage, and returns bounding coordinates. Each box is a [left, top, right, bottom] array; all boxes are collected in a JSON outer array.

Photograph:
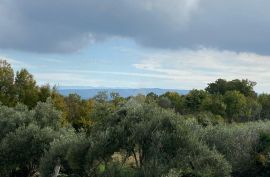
[[185, 89, 208, 113], [3, 61, 270, 177], [15, 69, 39, 108], [245, 97, 262, 121], [39, 84, 52, 102], [160, 92, 185, 113], [93, 91, 109, 103], [0, 103, 32, 141], [206, 79, 256, 97], [0, 60, 15, 106], [201, 94, 226, 117], [39, 129, 85, 177], [146, 92, 159, 103], [33, 98, 62, 129], [39, 99, 231, 177], [98, 163, 137, 177], [158, 96, 172, 109], [250, 132, 270, 177], [193, 112, 224, 126], [110, 92, 126, 107], [258, 94, 270, 120], [60, 93, 95, 129], [0, 60, 52, 108], [0, 124, 58, 176], [201, 121, 270, 176], [206, 79, 228, 95], [223, 91, 247, 122], [64, 93, 83, 127], [0, 100, 64, 176]]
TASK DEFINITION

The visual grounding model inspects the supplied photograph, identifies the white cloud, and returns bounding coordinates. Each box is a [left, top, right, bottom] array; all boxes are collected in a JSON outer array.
[[33, 47, 270, 92], [133, 48, 270, 92], [34, 71, 151, 88], [22, 48, 270, 92]]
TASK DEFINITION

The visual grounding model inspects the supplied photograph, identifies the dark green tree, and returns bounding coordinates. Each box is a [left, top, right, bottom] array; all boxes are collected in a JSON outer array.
[[38, 84, 52, 102], [258, 94, 270, 120], [0, 125, 58, 177], [15, 69, 39, 108], [185, 90, 208, 113], [223, 91, 247, 122], [201, 94, 226, 117], [0, 60, 15, 106], [206, 79, 256, 97]]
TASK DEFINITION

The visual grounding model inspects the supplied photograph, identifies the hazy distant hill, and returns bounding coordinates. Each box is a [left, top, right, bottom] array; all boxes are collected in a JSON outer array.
[[58, 87, 190, 99]]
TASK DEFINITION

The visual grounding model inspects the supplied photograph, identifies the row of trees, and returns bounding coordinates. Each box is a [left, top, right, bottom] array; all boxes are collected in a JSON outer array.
[[152, 79, 270, 123], [0, 60, 51, 108], [2, 95, 270, 177], [0, 98, 232, 177], [2, 59, 270, 126]]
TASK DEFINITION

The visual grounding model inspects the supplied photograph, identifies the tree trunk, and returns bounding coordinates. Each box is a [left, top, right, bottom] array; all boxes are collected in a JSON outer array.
[[52, 165, 61, 177], [52, 158, 61, 177]]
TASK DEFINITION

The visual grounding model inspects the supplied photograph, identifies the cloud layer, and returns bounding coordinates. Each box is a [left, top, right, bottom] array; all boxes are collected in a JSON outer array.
[[2, 44, 270, 92], [1, 0, 270, 53], [134, 48, 270, 92]]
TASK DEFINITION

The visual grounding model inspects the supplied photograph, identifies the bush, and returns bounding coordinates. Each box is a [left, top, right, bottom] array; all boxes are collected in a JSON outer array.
[[201, 121, 270, 176], [0, 124, 58, 176]]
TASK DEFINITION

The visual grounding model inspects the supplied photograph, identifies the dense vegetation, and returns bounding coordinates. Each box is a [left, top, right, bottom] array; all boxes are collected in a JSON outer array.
[[2, 59, 270, 177]]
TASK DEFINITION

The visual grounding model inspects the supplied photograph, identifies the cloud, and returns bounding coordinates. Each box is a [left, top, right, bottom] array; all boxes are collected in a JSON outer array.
[[133, 48, 270, 92], [0, 0, 269, 53], [29, 48, 270, 92], [34, 71, 149, 88]]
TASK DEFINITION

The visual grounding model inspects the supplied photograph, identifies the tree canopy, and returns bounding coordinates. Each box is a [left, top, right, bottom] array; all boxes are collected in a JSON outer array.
[[1, 59, 270, 177]]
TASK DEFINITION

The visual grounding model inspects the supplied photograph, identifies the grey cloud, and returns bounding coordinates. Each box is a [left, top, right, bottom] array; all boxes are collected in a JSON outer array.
[[0, 0, 269, 53]]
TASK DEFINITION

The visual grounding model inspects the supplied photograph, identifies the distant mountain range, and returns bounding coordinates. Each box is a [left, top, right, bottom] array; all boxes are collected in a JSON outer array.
[[58, 87, 190, 99]]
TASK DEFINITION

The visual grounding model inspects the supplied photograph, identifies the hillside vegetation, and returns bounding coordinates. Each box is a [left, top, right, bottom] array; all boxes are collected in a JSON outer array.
[[1, 59, 270, 177]]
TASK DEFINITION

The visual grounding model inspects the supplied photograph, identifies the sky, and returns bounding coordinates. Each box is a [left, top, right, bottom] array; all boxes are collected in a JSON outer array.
[[1, 0, 270, 92]]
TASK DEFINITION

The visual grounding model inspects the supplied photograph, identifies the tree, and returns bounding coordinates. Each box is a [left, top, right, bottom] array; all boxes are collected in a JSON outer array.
[[258, 94, 270, 120], [0, 60, 54, 108], [206, 79, 228, 95], [110, 92, 125, 107], [15, 69, 39, 108], [38, 84, 52, 102], [206, 79, 256, 97], [146, 92, 159, 103], [193, 112, 224, 126], [161, 92, 185, 113], [158, 96, 172, 109], [78, 99, 95, 128], [0, 98, 66, 177], [93, 91, 109, 103], [201, 94, 226, 117], [227, 79, 257, 98], [64, 93, 82, 127], [0, 59, 15, 106], [185, 90, 208, 113], [0, 124, 58, 177], [33, 98, 62, 129], [0, 103, 32, 141], [223, 91, 247, 122], [63, 93, 96, 129], [39, 129, 83, 177], [244, 97, 262, 121], [201, 121, 270, 176], [40, 100, 231, 177], [51, 88, 69, 125], [254, 132, 270, 177]]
